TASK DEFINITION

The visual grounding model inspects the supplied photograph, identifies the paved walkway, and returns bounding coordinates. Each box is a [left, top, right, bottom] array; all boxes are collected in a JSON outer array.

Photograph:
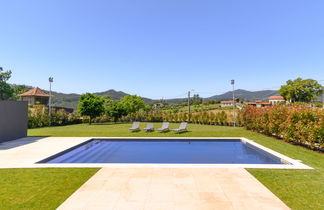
[[58, 167, 290, 210]]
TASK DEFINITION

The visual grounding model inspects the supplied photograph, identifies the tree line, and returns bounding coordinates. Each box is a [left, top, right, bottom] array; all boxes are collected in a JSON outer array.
[[77, 93, 146, 124]]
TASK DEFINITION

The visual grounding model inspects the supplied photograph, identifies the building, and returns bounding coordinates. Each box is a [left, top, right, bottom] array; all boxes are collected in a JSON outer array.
[[19, 87, 75, 113], [268, 96, 285, 104], [220, 100, 234, 107], [245, 100, 271, 108], [19, 87, 49, 105]]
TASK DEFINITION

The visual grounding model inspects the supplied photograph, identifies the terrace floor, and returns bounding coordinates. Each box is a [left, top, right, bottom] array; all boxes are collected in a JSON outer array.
[[58, 167, 290, 210]]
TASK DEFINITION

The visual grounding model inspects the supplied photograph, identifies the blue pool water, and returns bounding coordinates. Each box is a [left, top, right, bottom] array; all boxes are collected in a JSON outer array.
[[41, 139, 283, 164]]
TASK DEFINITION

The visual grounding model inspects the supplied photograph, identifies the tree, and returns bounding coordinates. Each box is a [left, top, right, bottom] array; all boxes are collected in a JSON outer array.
[[77, 93, 104, 124], [0, 67, 13, 100], [279, 78, 323, 103], [103, 96, 126, 122], [11, 85, 30, 100], [119, 95, 145, 114], [191, 94, 203, 105]]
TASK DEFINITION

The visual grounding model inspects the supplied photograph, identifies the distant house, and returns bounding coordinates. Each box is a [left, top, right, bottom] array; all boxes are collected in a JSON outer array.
[[19, 87, 49, 106], [245, 100, 271, 108], [19, 87, 74, 113], [220, 100, 234, 107], [268, 96, 285, 104]]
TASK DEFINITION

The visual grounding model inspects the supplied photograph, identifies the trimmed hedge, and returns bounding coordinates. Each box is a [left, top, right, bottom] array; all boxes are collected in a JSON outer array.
[[121, 110, 163, 122], [121, 110, 232, 126], [239, 105, 324, 150], [28, 107, 81, 128]]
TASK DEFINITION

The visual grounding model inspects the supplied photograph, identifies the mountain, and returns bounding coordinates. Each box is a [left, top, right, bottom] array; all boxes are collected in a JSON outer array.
[[207, 89, 279, 101], [94, 90, 154, 104], [14, 84, 281, 109], [51, 92, 82, 109], [51, 89, 155, 109], [162, 89, 279, 104]]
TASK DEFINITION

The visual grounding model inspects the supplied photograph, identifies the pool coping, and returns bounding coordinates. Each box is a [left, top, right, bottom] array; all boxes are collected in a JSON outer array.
[[32, 137, 313, 169]]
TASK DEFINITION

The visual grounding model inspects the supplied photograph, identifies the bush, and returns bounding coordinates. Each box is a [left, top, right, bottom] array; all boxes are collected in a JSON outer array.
[[161, 111, 231, 126], [28, 106, 81, 128], [121, 110, 163, 122], [239, 105, 324, 150]]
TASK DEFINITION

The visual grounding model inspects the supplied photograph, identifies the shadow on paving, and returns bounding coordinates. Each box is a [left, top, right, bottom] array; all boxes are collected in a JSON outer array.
[[0, 137, 49, 150]]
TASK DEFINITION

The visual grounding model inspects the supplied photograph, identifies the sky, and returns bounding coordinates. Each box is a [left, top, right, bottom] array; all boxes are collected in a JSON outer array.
[[0, 0, 323, 99]]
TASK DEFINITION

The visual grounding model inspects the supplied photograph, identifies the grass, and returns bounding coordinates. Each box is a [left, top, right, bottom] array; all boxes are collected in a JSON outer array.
[[28, 122, 248, 137], [0, 168, 99, 209], [7, 123, 324, 209]]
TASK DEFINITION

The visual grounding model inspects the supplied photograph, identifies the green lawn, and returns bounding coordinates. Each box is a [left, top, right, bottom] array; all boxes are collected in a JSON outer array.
[[2, 123, 323, 209], [28, 122, 257, 137], [0, 168, 99, 210]]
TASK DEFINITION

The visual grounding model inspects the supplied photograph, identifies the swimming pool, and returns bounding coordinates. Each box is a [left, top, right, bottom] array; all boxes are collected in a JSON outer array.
[[39, 139, 285, 164]]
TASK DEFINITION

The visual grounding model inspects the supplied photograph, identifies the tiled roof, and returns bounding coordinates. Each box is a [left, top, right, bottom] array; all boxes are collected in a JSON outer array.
[[245, 101, 271, 105], [221, 100, 234, 104], [245, 102, 256, 105], [268, 96, 284, 100], [19, 87, 50, 97]]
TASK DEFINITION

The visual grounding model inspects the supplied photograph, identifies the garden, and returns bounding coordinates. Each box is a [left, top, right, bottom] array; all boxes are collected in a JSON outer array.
[[0, 123, 318, 209], [1, 72, 323, 209]]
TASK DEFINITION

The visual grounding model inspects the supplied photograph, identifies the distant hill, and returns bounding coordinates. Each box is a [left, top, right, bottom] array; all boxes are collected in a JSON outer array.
[[93, 90, 154, 104], [207, 89, 279, 101], [162, 89, 279, 104], [51, 92, 82, 109], [51, 89, 154, 109], [13, 84, 282, 109]]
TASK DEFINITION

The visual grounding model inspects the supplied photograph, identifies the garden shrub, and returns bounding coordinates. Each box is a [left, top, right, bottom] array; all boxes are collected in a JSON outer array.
[[121, 110, 163, 122], [239, 105, 324, 150], [28, 106, 81, 128]]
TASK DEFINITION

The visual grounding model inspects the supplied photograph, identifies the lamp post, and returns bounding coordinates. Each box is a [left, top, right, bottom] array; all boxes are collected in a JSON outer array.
[[231, 79, 235, 127], [48, 77, 53, 116]]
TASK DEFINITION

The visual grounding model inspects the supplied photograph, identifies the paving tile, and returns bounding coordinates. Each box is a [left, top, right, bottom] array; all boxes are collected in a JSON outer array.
[[112, 201, 145, 210], [56, 167, 290, 210], [144, 201, 175, 210]]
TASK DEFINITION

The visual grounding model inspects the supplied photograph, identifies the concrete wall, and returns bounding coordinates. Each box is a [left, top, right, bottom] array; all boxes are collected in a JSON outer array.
[[0, 101, 28, 143]]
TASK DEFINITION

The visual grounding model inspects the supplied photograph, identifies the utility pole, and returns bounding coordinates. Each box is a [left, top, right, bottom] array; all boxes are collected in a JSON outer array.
[[317, 80, 324, 109], [231, 79, 236, 127], [48, 77, 53, 117], [188, 91, 191, 115], [322, 87, 324, 109], [322, 81, 324, 109]]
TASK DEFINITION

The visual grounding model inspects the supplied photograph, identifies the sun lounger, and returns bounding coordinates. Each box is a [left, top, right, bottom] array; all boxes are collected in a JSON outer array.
[[157, 122, 169, 132], [172, 122, 187, 133], [129, 121, 140, 131], [143, 123, 154, 132]]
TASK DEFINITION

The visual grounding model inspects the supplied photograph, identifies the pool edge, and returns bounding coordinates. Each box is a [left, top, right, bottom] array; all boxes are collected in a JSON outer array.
[[34, 137, 313, 170]]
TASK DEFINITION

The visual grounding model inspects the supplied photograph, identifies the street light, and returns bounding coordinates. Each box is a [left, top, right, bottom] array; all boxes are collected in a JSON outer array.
[[231, 80, 236, 127], [49, 77, 53, 116]]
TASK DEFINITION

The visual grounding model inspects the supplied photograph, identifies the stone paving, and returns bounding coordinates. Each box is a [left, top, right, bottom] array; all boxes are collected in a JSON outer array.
[[0, 137, 90, 168], [58, 167, 290, 210]]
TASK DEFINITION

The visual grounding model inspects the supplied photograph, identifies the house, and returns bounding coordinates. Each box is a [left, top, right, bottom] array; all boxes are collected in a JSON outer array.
[[19, 87, 74, 113], [268, 96, 285, 104], [245, 100, 271, 108], [19, 87, 49, 106], [220, 100, 234, 107]]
